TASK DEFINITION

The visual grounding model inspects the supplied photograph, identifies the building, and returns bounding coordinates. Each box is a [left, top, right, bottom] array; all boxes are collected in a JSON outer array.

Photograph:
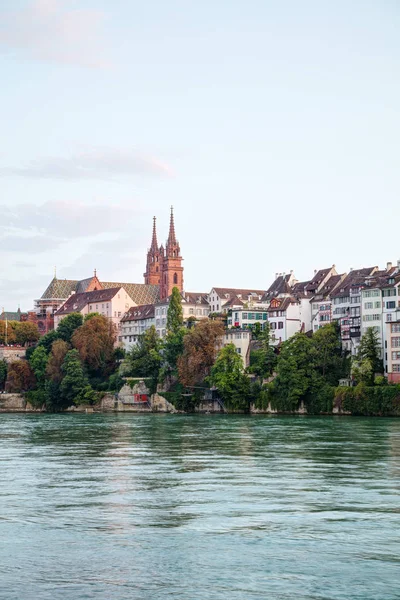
[[222, 329, 251, 367], [267, 296, 311, 344], [227, 307, 268, 330], [155, 291, 209, 338], [0, 308, 28, 322], [331, 267, 378, 354], [386, 309, 400, 383], [144, 207, 184, 300], [119, 304, 155, 351], [0, 346, 26, 363], [208, 287, 267, 314], [54, 287, 133, 331], [310, 273, 347, 332]]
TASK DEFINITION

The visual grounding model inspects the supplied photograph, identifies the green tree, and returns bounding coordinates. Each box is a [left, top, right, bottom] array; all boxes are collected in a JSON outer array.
[[126, 326, 162, 391], [0, 320, 17, 345], [46, 339, 69, 384], [271, 333, 314, 411], [60, 349, 88, 405], [37, 329, 60, 353], [0, 360, 7, 391], [209, 343, 251, 411], [57, 313, 83, 343], [311, 322, 349, 385], [357, 327, 383, 381], [29, 346, 49, 388], [167, 287, 183, 333], [248, 323, 277, 378]]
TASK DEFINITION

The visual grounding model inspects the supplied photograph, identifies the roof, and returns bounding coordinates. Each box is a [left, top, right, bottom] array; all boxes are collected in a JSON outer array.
[[40, 276, 159, 305], [156, 291, 209, 306], [264, 274, 292, 298], [0, 310, 26, 322], [121, 304, 155, 323], [305, 267, 335, 293], [309, 274, 346, 301], [330, 266, 379, 298], [291, 281, 312, 299], [223, 296, 245, 308], [267, 296, 297, 312], [54, 287, 123, 316], [212, 287, 266, 300], [102, 282, 160, 305]]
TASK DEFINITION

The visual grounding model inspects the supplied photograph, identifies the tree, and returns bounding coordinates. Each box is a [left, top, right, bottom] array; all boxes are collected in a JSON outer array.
[[357, 327, 383, 380], [5, 360, 35, 393], [248, 323, 277, 379], [57, 313, 83, 343], [209, 344, 251, 411], [60, 349, 88, 405], [15, 322, 40, 346], [177, 320, 225, 387], [29, 346, 48, 388], [271, 333, 314, 410], [37, 329, 60, 353], [167, 287, 183, 333], [0, 360, 7, 391], [46, 339, 69, 384], [311, 323, 349, 385], [126, 326, 162, 391], [0, 320, 17, 345], [72, 315, 117, 379]]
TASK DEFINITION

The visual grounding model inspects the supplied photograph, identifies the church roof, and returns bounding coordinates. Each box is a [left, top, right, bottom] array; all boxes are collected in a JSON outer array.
[[102, 282, 160, 305], [0, 310, 26, 322], [41, 278, 79, 300]]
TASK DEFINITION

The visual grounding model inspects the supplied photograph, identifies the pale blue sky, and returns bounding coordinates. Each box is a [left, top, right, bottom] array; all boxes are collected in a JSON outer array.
[[1, 0, 399, 309]]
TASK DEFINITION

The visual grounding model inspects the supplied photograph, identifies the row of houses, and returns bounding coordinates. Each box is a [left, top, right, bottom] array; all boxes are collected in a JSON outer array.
[[3, 259, 400, 382]]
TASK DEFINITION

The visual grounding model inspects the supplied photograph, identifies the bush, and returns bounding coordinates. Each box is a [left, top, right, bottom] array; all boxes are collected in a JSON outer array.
[[335, 384, 400, 416]]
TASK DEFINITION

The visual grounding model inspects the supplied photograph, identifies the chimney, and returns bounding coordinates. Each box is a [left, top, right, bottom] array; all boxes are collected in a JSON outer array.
[[314, 269, 317, 275], [387, 262, 393, 271], [275, 273, 278, 279]]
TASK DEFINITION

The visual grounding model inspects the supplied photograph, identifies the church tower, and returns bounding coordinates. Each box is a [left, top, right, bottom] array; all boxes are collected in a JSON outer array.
[[160, 207, 184, 299], [144, 216, 162, 286]]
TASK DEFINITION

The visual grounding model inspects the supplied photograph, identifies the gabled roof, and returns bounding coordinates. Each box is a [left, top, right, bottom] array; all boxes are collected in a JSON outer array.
[[305, 267, 335, 293], [41, 277, 79, 300], [267, 296, 297, 313], [212, 287, 266, 300], [264, 274, 292, 298], [102, 282, 159, 305], [291, 280, 311, 299], [310, 274, 346, 301], [330, 266, 379, 298], [121, 304, 155, 323], [181, 292, 209, 304], [55, 287, 123, 317], [223, 296, 245, 308]]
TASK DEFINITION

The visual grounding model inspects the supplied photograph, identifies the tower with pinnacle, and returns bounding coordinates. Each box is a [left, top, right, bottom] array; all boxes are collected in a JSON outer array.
[[144, 207, 184, 299]]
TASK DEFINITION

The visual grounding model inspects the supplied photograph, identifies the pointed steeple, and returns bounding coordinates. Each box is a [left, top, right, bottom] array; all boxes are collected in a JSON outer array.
[[151, 216, 158, 251], [167, 206, 177, 246]]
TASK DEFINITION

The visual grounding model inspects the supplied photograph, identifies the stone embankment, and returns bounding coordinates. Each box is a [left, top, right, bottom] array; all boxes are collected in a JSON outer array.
[[0, 394, 40, 412]]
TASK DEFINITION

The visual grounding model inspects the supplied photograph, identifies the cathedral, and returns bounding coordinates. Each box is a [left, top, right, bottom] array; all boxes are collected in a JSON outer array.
[[144, 207, 184, 299], [33, 208, 184, 333]]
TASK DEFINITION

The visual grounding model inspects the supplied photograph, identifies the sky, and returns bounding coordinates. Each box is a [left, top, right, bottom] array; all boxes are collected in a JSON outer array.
[[1, 0, 400, 310]]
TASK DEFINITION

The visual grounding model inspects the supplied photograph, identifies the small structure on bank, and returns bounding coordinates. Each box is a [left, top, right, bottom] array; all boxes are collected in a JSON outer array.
[[118, 380, 150, 406]]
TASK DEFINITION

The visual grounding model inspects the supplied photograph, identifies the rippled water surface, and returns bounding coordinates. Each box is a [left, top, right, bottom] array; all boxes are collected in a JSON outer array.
[[0, 414, 399, 600]]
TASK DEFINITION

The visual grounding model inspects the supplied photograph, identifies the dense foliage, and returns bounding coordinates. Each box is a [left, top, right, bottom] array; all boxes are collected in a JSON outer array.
[[0, 320, 39, 346]]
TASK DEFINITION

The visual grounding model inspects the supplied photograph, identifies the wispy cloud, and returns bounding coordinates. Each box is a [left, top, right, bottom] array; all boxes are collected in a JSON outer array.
[[0, 148, 174, 181], [0, 0, 109, 68]]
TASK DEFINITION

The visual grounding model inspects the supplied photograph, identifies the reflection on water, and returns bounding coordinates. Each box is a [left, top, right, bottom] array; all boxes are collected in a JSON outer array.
[[0, 414, 399, 600]]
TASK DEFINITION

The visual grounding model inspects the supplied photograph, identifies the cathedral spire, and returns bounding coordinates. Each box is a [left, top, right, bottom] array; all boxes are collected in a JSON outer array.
[[151, 216, 158, 251], [167, 206, 177, 246]]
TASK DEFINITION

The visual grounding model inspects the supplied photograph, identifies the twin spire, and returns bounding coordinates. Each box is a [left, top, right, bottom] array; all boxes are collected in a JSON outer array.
[[150, 206, 178, 253]]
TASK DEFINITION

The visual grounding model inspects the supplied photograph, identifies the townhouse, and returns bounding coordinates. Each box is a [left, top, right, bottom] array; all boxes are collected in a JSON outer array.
[[119, 304, 155, 351], [155, 291, 210, 338]]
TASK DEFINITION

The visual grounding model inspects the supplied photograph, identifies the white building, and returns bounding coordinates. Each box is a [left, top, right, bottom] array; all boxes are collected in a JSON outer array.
[[54, 287, 133, 331], [386, 309, 400, 383], [267, 296, 311, 345], [119, 304, 155, 351], [222, 329, 251, 367], [227, 307, 268, 330]]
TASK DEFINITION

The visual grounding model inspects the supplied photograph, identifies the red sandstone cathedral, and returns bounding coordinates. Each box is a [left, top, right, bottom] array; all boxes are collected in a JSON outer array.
[[144, 207, 184, 299], [30, 208, 183, 333]]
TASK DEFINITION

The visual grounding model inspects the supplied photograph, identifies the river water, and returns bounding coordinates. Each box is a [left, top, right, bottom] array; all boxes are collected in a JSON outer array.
[[0, 414, 399, 600]]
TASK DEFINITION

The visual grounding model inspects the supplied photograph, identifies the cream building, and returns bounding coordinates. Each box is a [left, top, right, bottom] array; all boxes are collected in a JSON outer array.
[[155, 291, 209, 338]]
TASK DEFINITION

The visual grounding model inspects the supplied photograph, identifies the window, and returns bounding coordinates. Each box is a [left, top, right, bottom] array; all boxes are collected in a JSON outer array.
[[364, 302, 373, 309], [263, 313, 267, 320], [391, 324, 400, 333], [392, 351, 400, 361], [387, 314, 392, 322], [393, 364, 400, 372], [173, 272, 178, 284], [89, 305, 92, 311], [235, 333, 242, 339], [242, 313, 248, 320], [271, 322, 277, 330], [248, 313, 255, 320], [256, 313, 262, 319], [96, 304, 98, 310], [386, 301, 396, 309], [363, 314, 380, 321], [391, 337, 400, 347], [189, 308, 194, 315], [278, 321, 283, 329], [383, 289, 396, 297], [236, 347, 241, 354]]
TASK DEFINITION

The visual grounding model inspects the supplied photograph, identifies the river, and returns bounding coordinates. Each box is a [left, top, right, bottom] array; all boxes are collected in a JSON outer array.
[[0, 414, 399, 599]]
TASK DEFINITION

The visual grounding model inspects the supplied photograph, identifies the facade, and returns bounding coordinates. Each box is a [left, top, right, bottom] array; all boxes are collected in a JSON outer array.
[[54, 287, 134, 331], [386, 310, 400, 383], [267, 296, 310, 344], [227, 307, 268, 329], [310, 273, 347, 332], [119, 304, 155, 351], [144, 208, 184, 300], [155, 291, 210, 338], [222, 329, 251, 367]]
